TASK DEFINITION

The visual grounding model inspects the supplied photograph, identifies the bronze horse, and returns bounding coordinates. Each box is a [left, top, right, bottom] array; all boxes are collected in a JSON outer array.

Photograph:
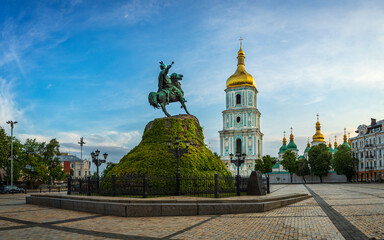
[[148, 73, 190, 117]]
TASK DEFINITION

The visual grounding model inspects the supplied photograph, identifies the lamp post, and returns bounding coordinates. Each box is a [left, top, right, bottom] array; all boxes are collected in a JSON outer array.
[[90, 150, 107, 179], [230, 152, 246, 196], [166, 137, 190, 195], [6, 120, 17, 187]]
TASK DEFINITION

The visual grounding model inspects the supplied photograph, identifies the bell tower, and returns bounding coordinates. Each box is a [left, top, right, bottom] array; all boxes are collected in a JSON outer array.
[[219, 40, 263, 176]]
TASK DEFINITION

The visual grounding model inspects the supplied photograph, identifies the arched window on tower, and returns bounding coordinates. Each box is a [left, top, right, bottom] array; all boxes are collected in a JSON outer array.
[[236, 94, 241, 105], [236, 139, 242, 154]]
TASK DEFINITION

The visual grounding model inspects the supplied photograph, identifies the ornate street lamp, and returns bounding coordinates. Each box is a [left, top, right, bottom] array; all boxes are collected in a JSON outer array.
[[167, 137, 190, 195], [6, 120, 17, 187], [230, 152, 246, 196], [91, 150, 107, 179], [90, 150, 107, 193]]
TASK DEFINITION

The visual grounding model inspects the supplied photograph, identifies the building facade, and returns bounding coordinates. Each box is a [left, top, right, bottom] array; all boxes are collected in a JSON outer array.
[[219, 42, 263, 176], [273, 115, 351, 174], [350, 118, 384, 181], [58, 153, 91, 178]]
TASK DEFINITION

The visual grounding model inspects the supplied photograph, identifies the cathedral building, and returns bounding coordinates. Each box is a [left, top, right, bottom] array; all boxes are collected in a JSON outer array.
[[273, 115, 351, 172], [219, 41, 263, 176]]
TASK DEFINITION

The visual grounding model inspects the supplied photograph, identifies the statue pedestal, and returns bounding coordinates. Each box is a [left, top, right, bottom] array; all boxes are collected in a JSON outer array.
[[110, 115, 231, 177]]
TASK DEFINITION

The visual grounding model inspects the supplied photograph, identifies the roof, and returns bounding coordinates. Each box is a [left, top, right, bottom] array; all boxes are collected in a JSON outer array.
[[58, 155, 83, 162], [272, 162, 280, 168], [287, 141, 297, 150]]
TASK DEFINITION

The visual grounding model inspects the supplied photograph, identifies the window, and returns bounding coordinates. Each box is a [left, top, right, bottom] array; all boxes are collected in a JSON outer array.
[[236, 116, 241, 123], [236, 94, 241, 104], [71, 164, 74, 168], [236, 139, 242, 154], [374, 138, 376, 144], [85, 171, 87, 177], [79, 171, 81, 176], [361, 163, 363, 169]]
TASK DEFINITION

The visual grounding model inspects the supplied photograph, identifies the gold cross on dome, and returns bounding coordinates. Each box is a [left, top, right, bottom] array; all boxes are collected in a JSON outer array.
[[239, 37, 243, 47], [283, 131, 286, 137], [316, 113, 319, 122], [290, 127, 293, 134]]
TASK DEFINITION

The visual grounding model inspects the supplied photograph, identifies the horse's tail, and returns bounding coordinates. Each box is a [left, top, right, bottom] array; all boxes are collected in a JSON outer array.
[[148, 92, 160, 108]]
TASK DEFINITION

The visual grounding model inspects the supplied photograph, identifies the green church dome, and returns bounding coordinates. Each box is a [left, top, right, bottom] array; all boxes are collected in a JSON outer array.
[[287, 141, 297, 150], [298, 155, 305, 160], [279, 144, 287, 153], [342, 142, 351, 149], [304, 146, 311, 153]]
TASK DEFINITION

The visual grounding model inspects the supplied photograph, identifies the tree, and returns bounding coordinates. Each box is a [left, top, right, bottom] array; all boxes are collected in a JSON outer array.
[[0, 127, 10, 181], [44, 139, 65, 183], [296, 158, 310, 183], [308, 143, 331, 183], [22, 139, 48, 186], [254, 155, 276, 177], [333, 144, 358, 182], [4, 138, 24, 184], [103, 162, 117, 177], [281, 150, 297, 183]]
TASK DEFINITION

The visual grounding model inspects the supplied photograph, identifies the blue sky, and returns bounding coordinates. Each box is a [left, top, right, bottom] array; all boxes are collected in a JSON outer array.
[[1, 0, 384, 173]]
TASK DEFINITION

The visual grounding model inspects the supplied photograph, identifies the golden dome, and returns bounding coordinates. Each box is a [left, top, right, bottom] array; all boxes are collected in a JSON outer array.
[[226, 42, 256, 89], [312, 114, 325, 143]]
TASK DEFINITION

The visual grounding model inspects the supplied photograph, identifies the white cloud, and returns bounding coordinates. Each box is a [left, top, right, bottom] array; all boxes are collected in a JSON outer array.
[[0, 78, 23, 126]]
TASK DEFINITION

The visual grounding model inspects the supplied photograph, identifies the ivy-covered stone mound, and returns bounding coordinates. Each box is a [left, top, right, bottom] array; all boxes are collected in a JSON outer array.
[[110, 115, 230, 176]]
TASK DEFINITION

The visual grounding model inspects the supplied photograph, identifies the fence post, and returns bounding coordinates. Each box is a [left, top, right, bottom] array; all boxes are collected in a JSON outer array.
[[214, 173, 219, 198], [49, 186, 51, 192], [58, 187, 60, 192], [267, 176, 270, 194], [87, 176, 91, 196], [236, 175, 241, 196], [112, 174, 116, 196], [143, 173, 148, 198], [67, 176, 71, 195], [40, 187, 42, 193], [176, 172, 181, 196]]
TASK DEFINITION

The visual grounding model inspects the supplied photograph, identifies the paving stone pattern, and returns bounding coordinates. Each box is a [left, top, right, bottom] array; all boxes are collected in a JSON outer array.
[[0, 184, 383, 239]]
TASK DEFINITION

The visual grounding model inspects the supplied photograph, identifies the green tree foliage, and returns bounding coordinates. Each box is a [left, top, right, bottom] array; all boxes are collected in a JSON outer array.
[[308, 143, 332, 183], [0, 127, 10, 180], [254, 155, 276, 177], [0, 130, 65, 185], [333, 144, 358, 182], [281, 150, 297, 183], [296, 158, 310, 183], [4, 138, 24, 183], [44, 139, 65, 183], [22, 139, 47, 186], [102, 162, 117, 177]]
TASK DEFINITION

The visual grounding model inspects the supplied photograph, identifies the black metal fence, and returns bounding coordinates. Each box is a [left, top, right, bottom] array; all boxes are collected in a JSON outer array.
[[67, 173, 249, 198]]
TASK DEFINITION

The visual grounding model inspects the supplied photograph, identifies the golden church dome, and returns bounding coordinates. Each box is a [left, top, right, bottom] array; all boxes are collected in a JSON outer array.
[[226, 42, 256, 89], [312, 114, 325, 143]]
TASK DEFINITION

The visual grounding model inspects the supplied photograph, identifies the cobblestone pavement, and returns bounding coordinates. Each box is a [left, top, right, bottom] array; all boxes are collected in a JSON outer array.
[[0, 184, 383, 239]]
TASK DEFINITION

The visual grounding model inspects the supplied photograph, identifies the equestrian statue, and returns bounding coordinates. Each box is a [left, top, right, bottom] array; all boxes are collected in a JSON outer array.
[[148, 61, 190, 117]]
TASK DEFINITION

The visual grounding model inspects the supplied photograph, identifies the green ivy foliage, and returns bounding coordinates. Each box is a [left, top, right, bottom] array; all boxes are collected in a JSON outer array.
[[110, 116, 231, 177]]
